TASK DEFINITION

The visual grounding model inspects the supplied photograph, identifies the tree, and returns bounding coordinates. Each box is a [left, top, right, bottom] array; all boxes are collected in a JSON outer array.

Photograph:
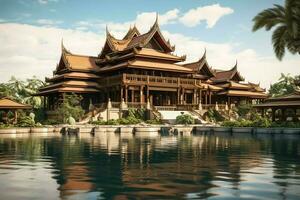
[[56, 93, 84, 123], [0, 76, 46, 109], [252, 0, 300, 60], [269, 73, 299, 97]]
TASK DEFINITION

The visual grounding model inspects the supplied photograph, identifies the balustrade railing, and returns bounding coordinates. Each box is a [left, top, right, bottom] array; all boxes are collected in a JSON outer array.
[[99, 73, 200, 87]]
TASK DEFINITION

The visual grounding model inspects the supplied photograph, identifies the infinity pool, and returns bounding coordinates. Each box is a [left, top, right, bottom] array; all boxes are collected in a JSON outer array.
[[0, 132, 300, 200]]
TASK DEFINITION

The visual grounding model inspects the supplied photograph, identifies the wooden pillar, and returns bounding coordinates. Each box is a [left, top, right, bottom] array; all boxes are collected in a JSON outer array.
[[193, 89, 197, 104], [125, 85, 128, 103], [140, 86, 143, 104], [281, 108, 286, 121], [14, 110, 18, 124], [131, 89, 134, 103], [199, 89, 202, 104], [120, 86, 124, 102], [177, 88, 180, 105], [146, 85, 149, 102], [209, 90, 212, 104], [205, 91, 208, 105], [272, 108, 276, 122]]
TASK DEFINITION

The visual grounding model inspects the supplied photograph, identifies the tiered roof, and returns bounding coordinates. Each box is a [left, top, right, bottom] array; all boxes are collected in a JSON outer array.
[[254, 91, 300, 107], [211, 62, 244, 83], [0, 97, 31, 109], [36, 42, 100, 96], [183, 50, 215, 79], [97, 17, 187, 73]]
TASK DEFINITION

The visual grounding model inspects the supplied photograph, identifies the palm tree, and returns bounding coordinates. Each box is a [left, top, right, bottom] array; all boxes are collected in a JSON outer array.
[[252, 0, 300, 60]]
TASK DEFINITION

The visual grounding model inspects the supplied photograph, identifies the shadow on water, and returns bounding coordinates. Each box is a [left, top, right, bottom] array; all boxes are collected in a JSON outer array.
[[0, 131, 300, 199]]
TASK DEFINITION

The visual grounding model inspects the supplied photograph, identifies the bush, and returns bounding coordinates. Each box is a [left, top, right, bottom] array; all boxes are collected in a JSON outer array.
[[221, 116, 271, 128], [145, 119, 162, 125], [42, 119, 61, 125], [235, 104, 253, 118], [106, 119, 119, 125], [206, 109, 225, 122], [176, 114, 195, 124], [252, 116, 271, 127], [17, 116, 35, 127], [56, 93, 84, 123], [90, 120, 106, 125]]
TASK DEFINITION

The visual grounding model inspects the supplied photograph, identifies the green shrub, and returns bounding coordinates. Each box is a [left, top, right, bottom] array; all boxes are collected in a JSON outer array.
[[221, 120, 238, 127], [106, 119, 119, 125], [235, 104, 253, 118], [56, 93, 84, 123], [145, 119, 162, 125], [252, 116, 271, 127], [207, 109, 225, 122], [176, 114, 195, 124], [17, 116, 35, 127], [90, 120, 106, 125], [42, 119, 61, 125]]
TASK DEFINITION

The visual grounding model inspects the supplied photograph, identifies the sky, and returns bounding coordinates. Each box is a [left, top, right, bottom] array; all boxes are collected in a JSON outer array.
[[0, 0, 299, 89]]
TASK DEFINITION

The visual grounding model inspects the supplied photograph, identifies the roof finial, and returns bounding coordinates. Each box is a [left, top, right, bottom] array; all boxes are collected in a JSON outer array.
[[155, 12, 159, 24], [61, 38, 70, 54], [199, 48, 206, 61], [233, 59, 238, 69], [106, 25, 110, 36]]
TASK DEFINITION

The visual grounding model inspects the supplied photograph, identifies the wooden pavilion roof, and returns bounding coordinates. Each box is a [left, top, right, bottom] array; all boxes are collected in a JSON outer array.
[[218, 90, 268, 98], [183, 50, 215, 78], [98, 59, 193, 73], [253, 101, 300, 108], [267, 92, 300, 102], [46, 72, 100, 82], [211, 62, 245, 83], [99, 16, 175, 58], [55, 42, 98, 74], [0, 97, 31, 109]]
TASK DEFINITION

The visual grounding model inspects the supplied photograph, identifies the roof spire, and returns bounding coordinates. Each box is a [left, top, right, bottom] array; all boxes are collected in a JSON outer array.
[[106, 25, 110, 36], [155, 12, 159, 24], [199, 48, 206, 61], [61, 38, 70, 54], [232, 59, 238, 70]]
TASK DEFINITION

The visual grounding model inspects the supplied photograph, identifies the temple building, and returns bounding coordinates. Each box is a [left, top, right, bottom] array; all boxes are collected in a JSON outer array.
[[36, 18, 267, 115]]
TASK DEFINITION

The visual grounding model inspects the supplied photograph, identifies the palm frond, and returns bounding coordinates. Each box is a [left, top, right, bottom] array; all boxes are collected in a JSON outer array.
[[272, 25, 287, 60], [252, 7, 285, 31]]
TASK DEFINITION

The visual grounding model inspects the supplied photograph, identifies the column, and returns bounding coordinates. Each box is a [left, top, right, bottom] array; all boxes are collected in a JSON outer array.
[[272, 108, 275, 122], [131, 89, 134, 103], [140, 86, 143, 104], [120, 86, 123, 102], [205, 91, 208, 105], [177, 88, 180, 105], [193, 89, 197, 104], [209, 90, 212, 104], [146, 85, 149, 103], [125, 85, 128, 103]]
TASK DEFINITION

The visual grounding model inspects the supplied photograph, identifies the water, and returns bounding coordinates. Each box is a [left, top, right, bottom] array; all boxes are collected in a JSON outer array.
[[0, 132, 300, 200]]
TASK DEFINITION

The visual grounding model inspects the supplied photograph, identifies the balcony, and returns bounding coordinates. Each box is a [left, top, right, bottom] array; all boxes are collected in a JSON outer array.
[[98, 73, 201, 88]]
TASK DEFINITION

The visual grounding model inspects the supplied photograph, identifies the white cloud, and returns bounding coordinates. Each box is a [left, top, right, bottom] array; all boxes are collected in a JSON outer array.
[[0, 22, 299, 90], [37, 0, 58, 4], [0, 23, 104, 82], [179, 4, 234, 28], [163, 31, 300, 88], [74, 9, 180, 37], [36, 19, 63, 26]]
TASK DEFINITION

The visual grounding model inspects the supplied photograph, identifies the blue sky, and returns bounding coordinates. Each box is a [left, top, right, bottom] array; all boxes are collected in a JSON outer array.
[[0, 0, 299, 88]]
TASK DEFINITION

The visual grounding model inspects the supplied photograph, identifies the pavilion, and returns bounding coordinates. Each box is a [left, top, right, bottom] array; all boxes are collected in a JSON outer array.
[[0, 97, 32, 124], [253, 92, 300, 121], [35, 18, 267, 117]]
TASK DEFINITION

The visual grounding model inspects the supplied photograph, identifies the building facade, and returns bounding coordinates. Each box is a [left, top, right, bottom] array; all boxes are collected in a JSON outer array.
[[36, 19, 267, 113]]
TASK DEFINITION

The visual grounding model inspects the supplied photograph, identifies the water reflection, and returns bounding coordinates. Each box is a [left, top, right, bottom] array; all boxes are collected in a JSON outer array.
[[0, 132, 300, 199]]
